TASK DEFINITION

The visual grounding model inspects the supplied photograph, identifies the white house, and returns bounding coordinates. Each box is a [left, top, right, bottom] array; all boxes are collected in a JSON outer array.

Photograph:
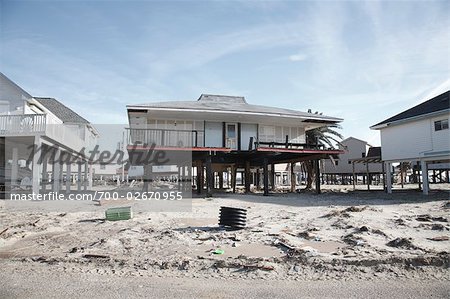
[[0, 72, 98, 197], [323, 137, 383, 175], [127, 94, 343, 195], [371, 90, 450, 194]]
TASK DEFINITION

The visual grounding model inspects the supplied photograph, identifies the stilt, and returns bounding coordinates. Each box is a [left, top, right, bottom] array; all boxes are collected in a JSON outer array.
[[263, 158, 269, 196], [421, 160, 429, 195], [83, 161, 88, 191], [32, 136, 42, 195], [417, 161, 422, 190], [352, 162, 356, 191], [66, 159, 71, 194], [206, 155, 213, 197], [11, 147, 18, 187], [143, 164, 152, 192], [385, 162, 392, 194], [77, 162, 82, 191], [270, 163, 276, 191], [196, 161, 202, 194], [315, 159, 321, 194], [218, 171, 224, 189], [366, 162, 370, 191], [52, 148, 61, 192], [245, 161, 251, 193], [290, 162, 296, 192], [231, 165, 237, 193]]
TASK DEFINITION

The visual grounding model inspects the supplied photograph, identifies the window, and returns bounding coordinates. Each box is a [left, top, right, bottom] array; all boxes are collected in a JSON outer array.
[[335, 161, 339, 166], [362, 152, 366, 158], [348, 161, 351, 164], [434, 119, 449, 131]]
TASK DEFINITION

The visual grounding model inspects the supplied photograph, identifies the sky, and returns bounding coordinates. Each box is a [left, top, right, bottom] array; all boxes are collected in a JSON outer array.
[[1, 0, 449, 146]]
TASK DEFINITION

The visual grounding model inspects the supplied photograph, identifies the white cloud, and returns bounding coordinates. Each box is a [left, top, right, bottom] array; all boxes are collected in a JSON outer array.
[[288, 53, 307, 62]]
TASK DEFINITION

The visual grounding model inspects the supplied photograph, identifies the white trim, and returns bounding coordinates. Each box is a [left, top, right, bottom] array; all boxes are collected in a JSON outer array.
[[126, 106, 342, 123]]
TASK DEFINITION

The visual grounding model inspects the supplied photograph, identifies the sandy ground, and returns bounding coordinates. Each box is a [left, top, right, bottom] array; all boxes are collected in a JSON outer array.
[[1, 188, 449, 290], [1, 264, 449, 299]]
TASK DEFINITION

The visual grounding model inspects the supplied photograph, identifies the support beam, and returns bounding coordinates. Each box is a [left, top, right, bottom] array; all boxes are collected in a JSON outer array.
[[421, 160, 429, 195], [382, 162, 386, 191], [11, 147, 18, 187], [270, 163, 276, 191], [245, 161, 251, 193], [41, 153, 48, 191], [218, 171, 224, 189], [196, 161, 203, 194], [88, 162, 93, 189], [66, 160, 71, 194], [231, 165, 237, 193], [32, 136, 42, 195], [83, 161, 88, 191], [52, 148, 61, 192], [352, 162, 356, 191], [366, 162, 370, 191], [263, 158, 269, 196], [385, 162, 392, 194], [290, 162, 296, 192], [206, 155, 213, 197], [77, 162, 82, 191], [143, 164, 151, 192], [315, 159, 321, 194]]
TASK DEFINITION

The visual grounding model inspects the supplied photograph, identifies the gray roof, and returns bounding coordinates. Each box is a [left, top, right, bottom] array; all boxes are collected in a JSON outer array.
[[128, 94, 342, 123], [35, 97, 90, 124], [372, 90, 449, 128]]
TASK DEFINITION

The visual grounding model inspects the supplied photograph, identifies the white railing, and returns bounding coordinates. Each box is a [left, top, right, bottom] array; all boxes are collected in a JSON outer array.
[[0, 114, 96, 153], [0, 114, 47, 135]]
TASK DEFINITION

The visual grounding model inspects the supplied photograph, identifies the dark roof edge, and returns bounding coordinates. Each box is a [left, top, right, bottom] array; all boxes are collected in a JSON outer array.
[[371, 108, 450, 129]]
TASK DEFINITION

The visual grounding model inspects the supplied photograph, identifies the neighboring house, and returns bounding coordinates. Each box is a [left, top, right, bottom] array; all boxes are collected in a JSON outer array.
[[323, 137, 383, 185], [126, 94, 343, 195], [0, 73, 98, 197], [371, 90, 450, 194]]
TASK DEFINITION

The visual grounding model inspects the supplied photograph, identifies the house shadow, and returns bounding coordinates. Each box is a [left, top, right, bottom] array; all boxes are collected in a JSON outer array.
[[206, 189, 449, 208]]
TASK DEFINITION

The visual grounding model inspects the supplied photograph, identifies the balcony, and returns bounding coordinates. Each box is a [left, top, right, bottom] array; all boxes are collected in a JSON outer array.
[[0, 114, 94, 153], [0, 114, 47, 136], [127, 128, 204, 148]]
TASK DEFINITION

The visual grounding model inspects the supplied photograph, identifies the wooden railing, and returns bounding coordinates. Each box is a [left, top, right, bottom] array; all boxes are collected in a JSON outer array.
[[127, 128, 203, 148], [0, 114, 47, 136]]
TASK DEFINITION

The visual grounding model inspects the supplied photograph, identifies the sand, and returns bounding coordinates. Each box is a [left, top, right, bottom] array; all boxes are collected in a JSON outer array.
[[0, 188, 449, 282]]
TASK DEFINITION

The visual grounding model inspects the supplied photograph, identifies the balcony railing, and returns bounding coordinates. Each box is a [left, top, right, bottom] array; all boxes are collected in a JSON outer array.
[[0, 114, 47, 136], [0, 114, 94, 153], [127, 128, 204, 148]]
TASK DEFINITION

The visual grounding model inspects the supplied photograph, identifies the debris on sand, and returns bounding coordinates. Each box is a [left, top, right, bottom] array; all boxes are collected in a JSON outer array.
[[82, 254, 110, 259], [386, 238, 419, 250], [427, 236, 449, 242], [297, 231, 315, 240], [394, 218, 407, 226], [359, 226, 370, 232], [416, 214, 448, 223], [345, 206, 367, 213], [431, 224, 448, 231], [322, 206, 368, 218], [342, 233, 365, 246]]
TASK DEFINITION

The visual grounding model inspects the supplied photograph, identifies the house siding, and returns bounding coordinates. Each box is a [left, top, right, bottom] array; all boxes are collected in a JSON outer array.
[[380, 118, 434, 161]]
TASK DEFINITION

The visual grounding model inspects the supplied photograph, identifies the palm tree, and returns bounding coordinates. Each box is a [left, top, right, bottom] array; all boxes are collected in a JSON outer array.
[[303, 111, 343, 190]]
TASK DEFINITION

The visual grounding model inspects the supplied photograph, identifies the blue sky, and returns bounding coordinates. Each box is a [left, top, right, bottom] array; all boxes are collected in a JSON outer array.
[[1, 0, 449, 146]]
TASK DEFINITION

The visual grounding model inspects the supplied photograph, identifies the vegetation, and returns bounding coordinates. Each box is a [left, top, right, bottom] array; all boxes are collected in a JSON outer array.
[[303, 111, 343, 190]]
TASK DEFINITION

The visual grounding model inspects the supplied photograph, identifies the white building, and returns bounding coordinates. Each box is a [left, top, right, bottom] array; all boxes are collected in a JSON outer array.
[[127, 94, 343, 195], [323, 137, 383, 175], [371, 90, 450, 194], [0, 72, 98, 197]]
